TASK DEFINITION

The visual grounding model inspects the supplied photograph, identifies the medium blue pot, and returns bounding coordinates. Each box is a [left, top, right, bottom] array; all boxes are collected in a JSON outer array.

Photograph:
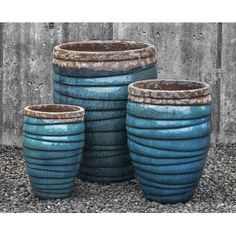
[[23, 104, 85, 199], [127, 80, 212, 203], [52, 41, 157, 182]]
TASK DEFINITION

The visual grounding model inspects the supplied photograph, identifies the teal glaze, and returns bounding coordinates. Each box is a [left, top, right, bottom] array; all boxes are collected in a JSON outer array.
[[127, 134, 210, 151], [85, 110, 127, 121], [135, 169, 203, 185], [54, 82, 130, 100], [86, 131, 127, 145], [53, 65, 157, 182], [52, 62, 156, 78], [132, 159, 206, 174], [83, 154, 131, 167], [85, 144, 128, 151], [24, 133, 85, 142], [127, 121, 211, 139], [23, 122, 84, 136], [127, 140, 208, 158], [126, 114, 211, 129], [53, 66, 157, 86], [127, 102, 212, 120], [23, 116, 85, 199], [24, 153, 83, 165], [23, 147, 83, 159], [54, 91, 127, 110], [126, 101, 211, 203], [129, 152, 207, 165], [85, 117, 126, 131], [29, 176, 76, 185], [23, 137, 85, 150]]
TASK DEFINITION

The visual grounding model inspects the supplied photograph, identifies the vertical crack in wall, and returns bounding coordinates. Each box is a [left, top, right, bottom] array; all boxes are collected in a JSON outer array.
[[216, 23, 222, 69], [215, 23, 223, 142], [108, 22, 113, 40], [0, 23, 3, 144], [0, 23, 2, 67], [61, 23, 69, 42]]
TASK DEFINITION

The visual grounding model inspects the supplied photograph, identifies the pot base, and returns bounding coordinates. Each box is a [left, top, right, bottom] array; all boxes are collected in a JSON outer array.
[[144, 191, 195, 204], [79, 174, 134, 183]]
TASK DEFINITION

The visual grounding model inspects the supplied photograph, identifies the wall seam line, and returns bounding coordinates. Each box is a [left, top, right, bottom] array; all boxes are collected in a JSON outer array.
[[215, 22, 223, 142], [0, 23, 3, 145]]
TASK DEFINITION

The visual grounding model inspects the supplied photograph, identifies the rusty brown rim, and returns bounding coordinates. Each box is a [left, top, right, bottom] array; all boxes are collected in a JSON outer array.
[[52, 56, 156, 71], [129, 94, 212, 105], [23, 104, 85, 120], [128, 79, 211, 105], [53, 40, 156, 62]]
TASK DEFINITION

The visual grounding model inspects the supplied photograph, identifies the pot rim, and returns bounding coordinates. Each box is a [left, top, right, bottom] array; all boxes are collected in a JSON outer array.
[[53, 40, 156, 62], [128, 94, 212, 105], [23, 104, 85, 120], [52, 56, 156, 70], [128, 79, 211, 105]]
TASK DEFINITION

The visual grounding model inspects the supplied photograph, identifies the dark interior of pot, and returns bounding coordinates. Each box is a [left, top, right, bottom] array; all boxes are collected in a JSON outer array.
[[133, 80, 207, 91], [59, 41, 148, 52], [28, 104, 81, 113]]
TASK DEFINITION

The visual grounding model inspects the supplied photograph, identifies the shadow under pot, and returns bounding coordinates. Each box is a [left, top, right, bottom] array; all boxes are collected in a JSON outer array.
[[52, 40, 157, 182], [126, 79, 212, 203], [23, 104, 85, 199]]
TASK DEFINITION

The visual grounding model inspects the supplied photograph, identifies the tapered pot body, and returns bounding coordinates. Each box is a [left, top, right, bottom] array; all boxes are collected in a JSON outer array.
[[126, 80, 212, 203], [52, 41, 157, 182], [23, 104, 85, 199]]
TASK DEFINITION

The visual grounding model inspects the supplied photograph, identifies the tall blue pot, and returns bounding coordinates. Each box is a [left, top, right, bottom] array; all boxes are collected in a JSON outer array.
[[126, 80, 212, 203], [52, 41, 157, 182], [23, 104, 85, 199]]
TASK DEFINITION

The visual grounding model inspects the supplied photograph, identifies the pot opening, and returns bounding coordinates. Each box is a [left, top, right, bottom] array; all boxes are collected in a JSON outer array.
[[133, 80, 208, 92], [27, 104, 82, 113], [59, 41, 149, 52]]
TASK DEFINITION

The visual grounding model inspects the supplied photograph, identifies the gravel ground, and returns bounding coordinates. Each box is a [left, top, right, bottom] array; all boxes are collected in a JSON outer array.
[[0, 144, 236, 213]]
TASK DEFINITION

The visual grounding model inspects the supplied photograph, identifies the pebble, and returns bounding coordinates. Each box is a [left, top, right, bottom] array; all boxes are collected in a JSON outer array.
[[0, 144, 236, 213]]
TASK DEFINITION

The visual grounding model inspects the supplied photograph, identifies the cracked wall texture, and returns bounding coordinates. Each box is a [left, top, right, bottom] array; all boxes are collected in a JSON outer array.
[[0, 23, 235, 146]]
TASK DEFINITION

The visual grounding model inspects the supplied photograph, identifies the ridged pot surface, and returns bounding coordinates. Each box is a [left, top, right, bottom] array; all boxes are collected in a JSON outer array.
[[23, 104, 85, 199], [126, 80, 212, 203], [52, 41, 157, 182]]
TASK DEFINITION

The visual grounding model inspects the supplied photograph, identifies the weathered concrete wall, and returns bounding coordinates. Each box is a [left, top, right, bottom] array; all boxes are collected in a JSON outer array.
[[0, 23, 3, 146], [0, 23, 112, 146], [0, 23, 235, 146], [220, 23, 236, 143]]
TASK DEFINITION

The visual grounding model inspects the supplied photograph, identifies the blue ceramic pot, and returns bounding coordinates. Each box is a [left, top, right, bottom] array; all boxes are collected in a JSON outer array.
[[23, 104, 85, 199], [126, 80, 212, 203], [52, 41, 157, 182]]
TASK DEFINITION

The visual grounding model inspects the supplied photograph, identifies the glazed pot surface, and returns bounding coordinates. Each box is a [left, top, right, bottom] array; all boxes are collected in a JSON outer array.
[[23, 104, 85, 199], [126, 80, 212, 203], [52, 41, 157, 182]]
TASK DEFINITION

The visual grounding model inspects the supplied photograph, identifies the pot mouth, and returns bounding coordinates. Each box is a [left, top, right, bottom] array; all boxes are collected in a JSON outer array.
[[128, 79, 211, 105], [59, 41, 149, 52], [53, 40, 156, 62], [23, 104, 85, 120], [131, 80, 209, 92]]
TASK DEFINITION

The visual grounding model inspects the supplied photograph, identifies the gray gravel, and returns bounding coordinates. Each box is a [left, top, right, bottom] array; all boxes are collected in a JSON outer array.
[[0, 144, 236, 213]]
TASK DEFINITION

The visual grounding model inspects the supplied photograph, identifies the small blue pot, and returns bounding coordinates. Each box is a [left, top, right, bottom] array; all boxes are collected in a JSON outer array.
[[23, 104, 85, 199], [52, 41, 157, 182], [127, 80, 212, 203]]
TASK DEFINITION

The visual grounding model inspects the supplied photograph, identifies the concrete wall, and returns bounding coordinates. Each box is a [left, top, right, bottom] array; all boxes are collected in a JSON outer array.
[[0, 23, 235, 146]]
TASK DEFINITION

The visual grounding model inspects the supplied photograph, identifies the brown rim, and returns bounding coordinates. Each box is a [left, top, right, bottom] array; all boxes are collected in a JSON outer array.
[[128, 80, 211, 105], [52, 56, 156, 71], [23, 104, 85, 121], [53, 40, 156, 62], [129, 94, 212, 105]]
